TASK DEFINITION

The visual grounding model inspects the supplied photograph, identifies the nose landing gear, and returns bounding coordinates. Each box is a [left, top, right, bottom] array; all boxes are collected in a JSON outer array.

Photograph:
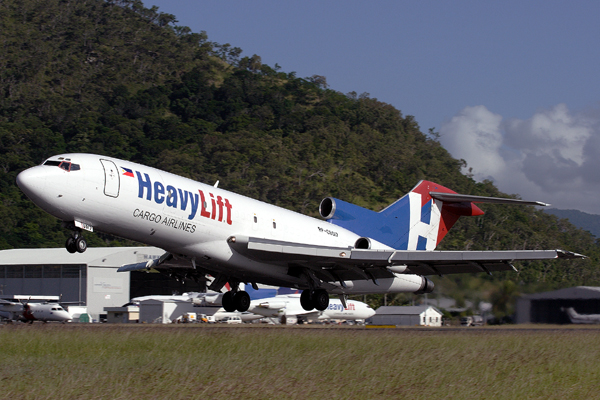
[[66, 231, 87, 253]]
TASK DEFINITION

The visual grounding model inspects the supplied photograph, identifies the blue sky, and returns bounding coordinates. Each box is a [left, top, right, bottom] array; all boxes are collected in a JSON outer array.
[[145, 1, 600, 213]]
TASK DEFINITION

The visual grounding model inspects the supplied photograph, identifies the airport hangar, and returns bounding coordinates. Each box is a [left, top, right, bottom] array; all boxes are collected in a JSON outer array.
[[515, 286, 600, 324], [0, 247, 206, 322]]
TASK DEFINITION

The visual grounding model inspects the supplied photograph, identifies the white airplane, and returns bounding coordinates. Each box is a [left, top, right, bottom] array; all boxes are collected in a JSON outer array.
[[248, 294, 375, 323], [130, 291, 225, 307], [16, 154, 584, 314], [0, 299, 72, 323], [562, 307, 600, 324]]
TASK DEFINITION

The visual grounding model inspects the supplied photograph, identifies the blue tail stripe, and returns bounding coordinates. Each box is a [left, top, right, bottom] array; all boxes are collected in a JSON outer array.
[[416, 236, 428, 250], [421, 200, 432, 225]]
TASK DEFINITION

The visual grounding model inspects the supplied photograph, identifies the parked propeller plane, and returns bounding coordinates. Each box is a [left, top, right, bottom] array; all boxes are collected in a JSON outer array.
[[0, 298, 72, 323], [16, 154, 584, 314]]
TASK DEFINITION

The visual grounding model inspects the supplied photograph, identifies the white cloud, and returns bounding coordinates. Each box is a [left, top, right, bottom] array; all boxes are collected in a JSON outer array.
[[439, 104, 600, 214]]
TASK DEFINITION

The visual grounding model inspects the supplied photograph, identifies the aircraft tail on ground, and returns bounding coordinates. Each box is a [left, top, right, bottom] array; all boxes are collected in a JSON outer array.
[[320, 180, 548, 251]]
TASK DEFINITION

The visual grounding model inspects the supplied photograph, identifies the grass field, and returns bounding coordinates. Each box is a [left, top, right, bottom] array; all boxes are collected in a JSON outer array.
[[1, 324, 599, 399]]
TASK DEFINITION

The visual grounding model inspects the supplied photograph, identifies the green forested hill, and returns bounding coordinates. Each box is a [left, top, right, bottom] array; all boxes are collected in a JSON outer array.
[[1, 0, 598, 310]]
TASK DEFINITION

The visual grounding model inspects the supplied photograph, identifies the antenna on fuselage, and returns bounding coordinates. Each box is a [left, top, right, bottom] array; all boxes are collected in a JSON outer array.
[[214, 180, 219, 188]]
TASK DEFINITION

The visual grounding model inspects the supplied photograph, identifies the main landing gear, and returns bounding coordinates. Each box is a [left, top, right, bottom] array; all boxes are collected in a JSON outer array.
[[221, 291, 251, 313], [65, 231, 87, 254], [300, 289, 329, 311]]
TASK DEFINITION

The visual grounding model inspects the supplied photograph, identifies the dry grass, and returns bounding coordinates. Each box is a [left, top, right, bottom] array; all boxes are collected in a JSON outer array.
[[1, 324, 599, 399]]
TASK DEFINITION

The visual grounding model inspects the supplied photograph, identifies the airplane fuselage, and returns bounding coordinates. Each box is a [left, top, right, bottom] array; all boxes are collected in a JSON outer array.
[[18, 154, 399, 290], [248, 294, 376, 321], [0, 303, 72, 323]]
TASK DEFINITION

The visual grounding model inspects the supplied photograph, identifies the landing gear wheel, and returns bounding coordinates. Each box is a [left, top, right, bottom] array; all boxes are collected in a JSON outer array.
[[300, 289, 314, 311], [234, 291, 251, 312], [222, 291, 236, 312], [65, 237, 77, 254], [313, 289, 330, 311], [75, 237, 87, 253]]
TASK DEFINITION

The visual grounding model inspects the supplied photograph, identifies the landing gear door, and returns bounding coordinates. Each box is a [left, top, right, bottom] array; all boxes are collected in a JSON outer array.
[[100, 159, 120, 198]]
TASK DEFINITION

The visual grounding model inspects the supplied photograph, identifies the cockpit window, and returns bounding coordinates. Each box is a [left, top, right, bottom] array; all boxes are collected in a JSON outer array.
[[43, 160, 81, 171]]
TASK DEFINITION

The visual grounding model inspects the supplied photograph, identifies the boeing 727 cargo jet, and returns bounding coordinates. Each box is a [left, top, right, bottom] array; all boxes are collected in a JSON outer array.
[[16, 154, 583, 313]]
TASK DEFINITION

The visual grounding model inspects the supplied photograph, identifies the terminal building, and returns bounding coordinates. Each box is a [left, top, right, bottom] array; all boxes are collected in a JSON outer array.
[[0, 247, 206, 321]]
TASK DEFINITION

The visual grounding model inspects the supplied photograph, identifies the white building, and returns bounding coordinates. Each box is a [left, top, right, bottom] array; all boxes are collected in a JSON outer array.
[[138, 299, 198, 324], [371, 305, 443, 326]]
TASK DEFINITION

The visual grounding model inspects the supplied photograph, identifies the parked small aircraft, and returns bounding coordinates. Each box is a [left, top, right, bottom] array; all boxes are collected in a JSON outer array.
[[0, 299, 72, 323], [248, 294, 375, 323], [562, 307, 600, 324], [16, 154, 584, 314]]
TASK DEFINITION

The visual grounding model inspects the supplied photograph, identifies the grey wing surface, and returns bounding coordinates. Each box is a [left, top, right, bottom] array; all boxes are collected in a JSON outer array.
[[230, 236, 584, 281]]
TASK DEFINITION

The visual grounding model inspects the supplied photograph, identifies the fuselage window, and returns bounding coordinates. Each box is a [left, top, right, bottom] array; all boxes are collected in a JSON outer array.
[[273, 221, 276, 229], [254, 216, 257, 223]]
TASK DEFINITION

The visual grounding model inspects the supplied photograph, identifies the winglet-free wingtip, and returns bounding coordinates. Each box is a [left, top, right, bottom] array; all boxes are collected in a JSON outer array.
[[556, 249, 586, 259]]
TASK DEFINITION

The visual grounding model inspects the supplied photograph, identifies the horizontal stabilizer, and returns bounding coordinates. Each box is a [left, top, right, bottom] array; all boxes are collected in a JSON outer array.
[[430, 192, 550, 207]]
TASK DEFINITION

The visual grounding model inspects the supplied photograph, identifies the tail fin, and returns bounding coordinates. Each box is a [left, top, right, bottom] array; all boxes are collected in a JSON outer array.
[[321, 180, 547, 251]]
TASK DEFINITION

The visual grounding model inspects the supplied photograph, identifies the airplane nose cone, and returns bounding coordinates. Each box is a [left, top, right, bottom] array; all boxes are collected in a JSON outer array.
[[16, 166, 47, 200]]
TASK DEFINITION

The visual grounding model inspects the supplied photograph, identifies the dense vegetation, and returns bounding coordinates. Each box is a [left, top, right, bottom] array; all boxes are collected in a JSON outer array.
[[1, 0, 598, 312]]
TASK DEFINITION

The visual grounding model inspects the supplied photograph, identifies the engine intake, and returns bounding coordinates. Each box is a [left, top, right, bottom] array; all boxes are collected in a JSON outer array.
[[319, 197, 336, 219], [354, 237, 371, 249]]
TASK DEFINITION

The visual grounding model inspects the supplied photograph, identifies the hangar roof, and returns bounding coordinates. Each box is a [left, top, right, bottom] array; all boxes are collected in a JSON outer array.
[[375, 305, 442, 316], [522, 286, 600, 300], [0, 247, 164, 268]]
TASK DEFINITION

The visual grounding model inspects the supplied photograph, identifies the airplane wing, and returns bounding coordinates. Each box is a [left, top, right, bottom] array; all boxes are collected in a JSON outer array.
[[229, 236, 584, 281], [117, 251, 210, 285], [118, 235, 584, 288]]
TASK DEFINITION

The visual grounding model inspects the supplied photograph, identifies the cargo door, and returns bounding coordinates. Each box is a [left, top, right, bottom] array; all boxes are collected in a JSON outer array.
[[100, 159, 120, 197]]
